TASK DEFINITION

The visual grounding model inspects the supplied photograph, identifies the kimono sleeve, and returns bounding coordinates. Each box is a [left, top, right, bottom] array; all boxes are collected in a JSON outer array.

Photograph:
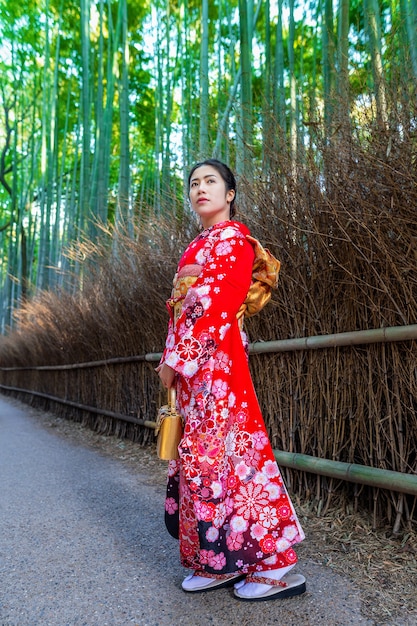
[[163, 229, 255, 378], [160, 317, 174, 366]]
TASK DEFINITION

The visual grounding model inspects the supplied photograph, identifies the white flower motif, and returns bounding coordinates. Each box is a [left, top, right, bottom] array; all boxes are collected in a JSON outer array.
[[225, 432, 236, 456], [206, 526, 219, 542], [276, 538, 291, 552], [230, 515, 249, 533], [200, 295, 212, 309], [258, 506, 279, 529], [220, 407, 229, 420], [265, 484, 281, 500], [166, 334, 175, 349], [252, 430, 269, 450], [212, 481, 223, 498], [283, 525, 299, 541], [235, 483, 269, 521], [183, 361, 198, 377], [220, 227, 237, 239], [253, 472, 268, 485], [165, 352, 179, 368], [219, 323, 230, 340]]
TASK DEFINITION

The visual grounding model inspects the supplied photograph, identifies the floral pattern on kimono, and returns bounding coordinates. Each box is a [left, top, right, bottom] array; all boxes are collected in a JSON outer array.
[[161, 220, 304, 575]]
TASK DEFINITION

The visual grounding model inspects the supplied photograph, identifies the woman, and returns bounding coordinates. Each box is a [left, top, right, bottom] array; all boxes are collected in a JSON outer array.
[[156, 159, 305, 601]]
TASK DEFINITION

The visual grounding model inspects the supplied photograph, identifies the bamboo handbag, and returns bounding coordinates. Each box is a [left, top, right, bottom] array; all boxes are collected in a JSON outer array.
[[155, 387, 183, 460]]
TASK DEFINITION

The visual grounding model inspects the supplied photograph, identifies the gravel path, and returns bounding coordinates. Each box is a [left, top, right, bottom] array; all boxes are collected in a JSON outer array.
[[0, 395, 401, 625]]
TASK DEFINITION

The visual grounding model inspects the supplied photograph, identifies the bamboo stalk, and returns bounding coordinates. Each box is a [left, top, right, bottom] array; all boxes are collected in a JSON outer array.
[[274, 450, 417, 496], [250, 325, 417, 354]]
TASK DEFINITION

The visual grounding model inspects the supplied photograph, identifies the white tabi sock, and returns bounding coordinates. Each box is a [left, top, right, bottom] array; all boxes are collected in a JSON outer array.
[[233, 564, 296, 597], [182, 573, 215, 591]]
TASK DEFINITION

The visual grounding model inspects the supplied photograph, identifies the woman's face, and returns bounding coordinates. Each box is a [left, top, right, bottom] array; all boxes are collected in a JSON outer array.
[[189, 165, 235, 229]]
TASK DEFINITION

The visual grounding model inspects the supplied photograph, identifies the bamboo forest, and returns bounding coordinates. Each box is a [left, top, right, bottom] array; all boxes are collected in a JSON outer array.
[[1, 0, 416, 325], [0, 0, 417, 529]]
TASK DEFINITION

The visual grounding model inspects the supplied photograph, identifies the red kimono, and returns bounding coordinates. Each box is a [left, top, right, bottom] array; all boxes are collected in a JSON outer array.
[[161, 220, 304, 576]]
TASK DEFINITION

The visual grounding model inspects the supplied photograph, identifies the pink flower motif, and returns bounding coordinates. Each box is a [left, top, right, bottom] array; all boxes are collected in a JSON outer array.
[[165, 497, 178, 515], [224, 496, 235, 515], [243, 448, 261, 466], [266, 483, 281, 500], [215, 351, 230, 370], [235, 461, 250, 480], [250, 523, 267, 541], [252, 430, 269, 450], [200, 487, 212, 499], [215, 241, 233, 256], [200, 549, 216, 565], [235, 483, 270, 521], [208, 552, 227, 570], [226, 532, 244, 551], [263, 460, 279, 478], [212, 378, 228, 399], [211, 481, 223, 499], [195, 501, 216, 522]]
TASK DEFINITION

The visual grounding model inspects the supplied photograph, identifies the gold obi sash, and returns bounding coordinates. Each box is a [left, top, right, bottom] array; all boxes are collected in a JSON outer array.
[[168, 265, 201, 325], [167, 264, 245, 331], [167, 237, 280, 328]]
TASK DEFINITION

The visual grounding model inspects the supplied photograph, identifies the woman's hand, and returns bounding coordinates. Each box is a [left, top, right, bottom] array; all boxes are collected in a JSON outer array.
[[155, 362, 176, 389]]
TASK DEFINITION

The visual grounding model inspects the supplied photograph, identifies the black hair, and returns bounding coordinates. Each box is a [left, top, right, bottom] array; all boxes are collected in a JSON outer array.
[[188, 158, 237, 218]]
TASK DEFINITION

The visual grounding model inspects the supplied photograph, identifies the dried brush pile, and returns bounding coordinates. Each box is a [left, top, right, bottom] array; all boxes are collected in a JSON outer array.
[[0, 126, 416, 530]]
